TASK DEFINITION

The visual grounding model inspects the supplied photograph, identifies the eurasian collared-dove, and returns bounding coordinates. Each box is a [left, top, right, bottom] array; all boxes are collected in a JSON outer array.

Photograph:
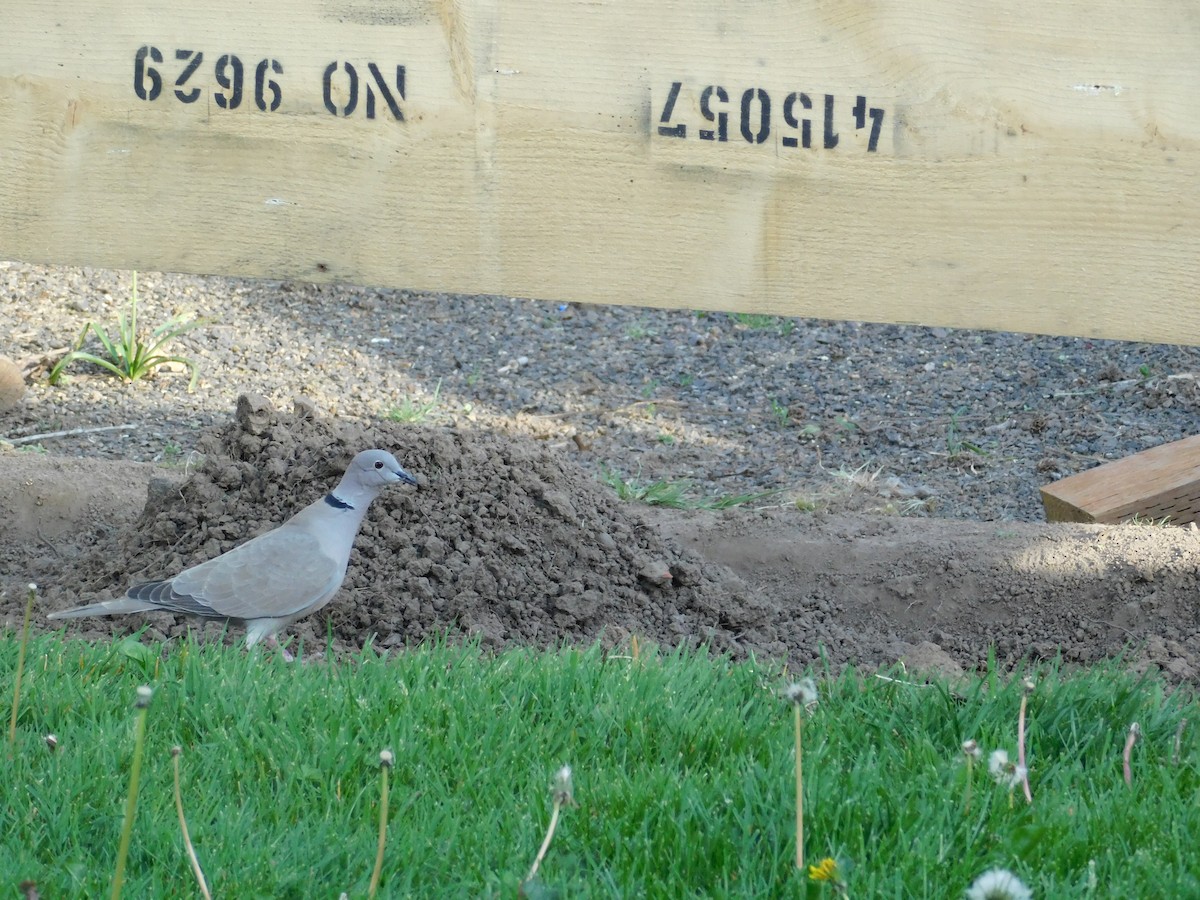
[[48, 449, 416, 656]]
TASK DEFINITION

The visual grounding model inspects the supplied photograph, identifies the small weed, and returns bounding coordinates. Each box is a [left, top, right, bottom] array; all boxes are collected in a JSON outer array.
[[625, 320, 655, 340], [770, 398, 790, 428], [677, 372, 695, 389], [640, 379, 661, 400], [656, 433, 676, 446], [1139, 363, 1153, 378], [158, 442, 183, 464], [730, 312, 796, 335], [708, 490, 778, 509], [601, 466, 775, 509], [387, 380, 442, 423], [601, 468, 692, 507], [466, 368, 482, 388], [48, 273, 209, 392], [946, 407, 987, 458], [731, 312, 776, 330], [831, 462, 881, 492], [1128, 513, 1173, 527]]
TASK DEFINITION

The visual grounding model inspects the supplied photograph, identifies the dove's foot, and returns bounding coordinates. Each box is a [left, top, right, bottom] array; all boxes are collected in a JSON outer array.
[[264, 634, 295, 662]]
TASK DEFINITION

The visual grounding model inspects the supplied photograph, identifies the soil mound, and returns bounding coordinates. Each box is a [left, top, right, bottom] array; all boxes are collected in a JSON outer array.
[[56, 395, 777, 656]]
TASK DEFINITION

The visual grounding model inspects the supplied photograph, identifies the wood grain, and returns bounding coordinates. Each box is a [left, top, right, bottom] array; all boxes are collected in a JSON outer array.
[[1041, 435, 1200, 524], [2, 1, 1199, 343]]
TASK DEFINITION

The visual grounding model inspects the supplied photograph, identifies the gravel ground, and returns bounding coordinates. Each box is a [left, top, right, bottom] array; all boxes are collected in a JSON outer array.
[[4, 260, 1200, 522]]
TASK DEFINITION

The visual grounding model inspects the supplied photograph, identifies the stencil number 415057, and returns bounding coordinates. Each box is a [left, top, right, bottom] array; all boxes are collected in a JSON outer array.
[[657, 81, 886, 153]]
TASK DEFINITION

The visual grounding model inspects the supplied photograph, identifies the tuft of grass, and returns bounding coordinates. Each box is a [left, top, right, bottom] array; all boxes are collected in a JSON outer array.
[[770, 398, 790, 428], [156, 442, 184, 465], [946, 406, 988, 459], [625, 320, 655, 340], [1128, 513, 1174, 527], [386, 379, 442, 423], [3, 637, 1200, 896], [600, 466, 775, 509], [729, 312, 796, 335], [7, 584, 37, 753], [48, 273, 209, 392], [601, 468, 692, 507]]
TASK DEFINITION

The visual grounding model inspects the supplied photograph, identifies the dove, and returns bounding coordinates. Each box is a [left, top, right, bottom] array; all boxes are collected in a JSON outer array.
[[48, 449, 417, 658]]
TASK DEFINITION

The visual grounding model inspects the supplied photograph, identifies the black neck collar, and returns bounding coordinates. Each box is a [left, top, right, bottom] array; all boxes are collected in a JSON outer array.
[[324, 493, 354, 510]]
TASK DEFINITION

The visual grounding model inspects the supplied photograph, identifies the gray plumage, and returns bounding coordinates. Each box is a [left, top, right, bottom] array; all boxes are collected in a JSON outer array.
[[48, 449, 416, 652]]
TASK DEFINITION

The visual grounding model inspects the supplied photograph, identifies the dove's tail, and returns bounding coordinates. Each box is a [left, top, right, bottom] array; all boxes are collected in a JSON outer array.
[[47, 598, 159, 620]]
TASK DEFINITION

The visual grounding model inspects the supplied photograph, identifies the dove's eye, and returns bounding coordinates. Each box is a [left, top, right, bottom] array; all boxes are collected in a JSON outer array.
[[374, 461, 384, 469]]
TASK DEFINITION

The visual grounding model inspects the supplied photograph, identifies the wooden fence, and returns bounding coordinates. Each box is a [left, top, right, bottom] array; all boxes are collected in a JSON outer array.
[[2, 1, 1198, 343]]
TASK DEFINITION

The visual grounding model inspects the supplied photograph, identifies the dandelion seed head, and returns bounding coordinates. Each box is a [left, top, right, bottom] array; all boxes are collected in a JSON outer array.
[[987, 749, 1025, 787], [27, 583, 37, 593], [1022, 678, 1035, 694], [552, 764, 575, 806], [784, 678, 819, 708], [43, 734, 58, 752], [171, 745, 182, 758], [379, 749, 394, 768], [964, 867, 1032, 900], [988, 749, 1010, 781], [134, 685, 153, 708], [962, 739, 981, 760]]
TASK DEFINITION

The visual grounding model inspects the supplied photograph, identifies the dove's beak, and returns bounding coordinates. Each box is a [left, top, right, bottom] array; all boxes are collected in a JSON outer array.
[[396, 467, 418, 486]]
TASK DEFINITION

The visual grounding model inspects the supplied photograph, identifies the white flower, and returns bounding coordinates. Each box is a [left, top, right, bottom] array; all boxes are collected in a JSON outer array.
[[965, 867, 1032, 900], [962, 739, 982, 760]]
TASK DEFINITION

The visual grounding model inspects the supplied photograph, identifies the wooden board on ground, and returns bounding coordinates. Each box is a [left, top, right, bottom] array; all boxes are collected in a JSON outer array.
[[2, 2, 1200, 344], [1041, 435, 1200, 525]]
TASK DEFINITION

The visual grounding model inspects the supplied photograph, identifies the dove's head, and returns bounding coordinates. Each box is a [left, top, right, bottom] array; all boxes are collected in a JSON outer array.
[[348, 449, 418, 490]]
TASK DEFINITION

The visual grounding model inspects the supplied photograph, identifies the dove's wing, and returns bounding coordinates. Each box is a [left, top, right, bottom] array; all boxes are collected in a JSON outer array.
[[139, 527, 344, 621]]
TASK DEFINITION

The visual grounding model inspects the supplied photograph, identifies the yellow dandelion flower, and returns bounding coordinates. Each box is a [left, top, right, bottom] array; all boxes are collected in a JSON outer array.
[[808, 857, 839, 882]]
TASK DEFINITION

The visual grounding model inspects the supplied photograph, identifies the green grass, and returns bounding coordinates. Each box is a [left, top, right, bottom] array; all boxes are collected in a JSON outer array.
[[386, 380, 442, 424], [4, 636, 1200, 897], [946, 407, 988, 459], [600, 467, 774, 510]]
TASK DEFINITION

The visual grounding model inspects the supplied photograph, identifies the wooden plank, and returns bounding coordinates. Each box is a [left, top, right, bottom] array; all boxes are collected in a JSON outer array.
[[1040, 435, 1200, 524], [2, 2, 1200, 343]]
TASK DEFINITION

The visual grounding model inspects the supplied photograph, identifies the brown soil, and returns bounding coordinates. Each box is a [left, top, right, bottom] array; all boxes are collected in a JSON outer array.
[[3, 397, 1199, 682]]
